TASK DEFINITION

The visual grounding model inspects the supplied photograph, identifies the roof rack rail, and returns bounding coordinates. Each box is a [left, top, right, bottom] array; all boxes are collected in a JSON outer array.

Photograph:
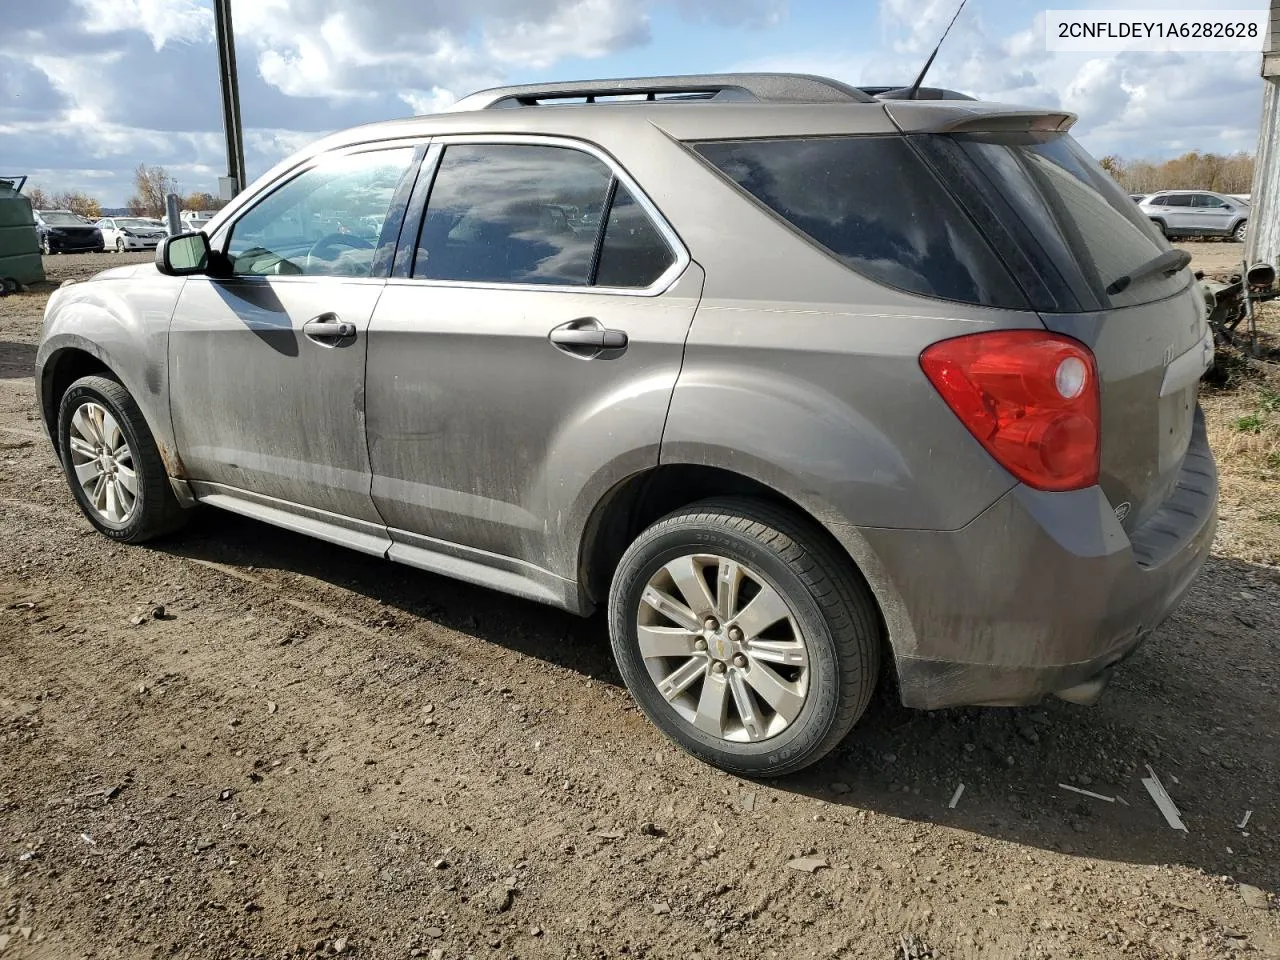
[[857, 85, 976, 101], [450, 73, 877, 111]]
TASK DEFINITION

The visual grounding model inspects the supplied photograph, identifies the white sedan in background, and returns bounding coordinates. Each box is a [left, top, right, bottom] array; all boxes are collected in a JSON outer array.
[[96, 216, 169, 252]]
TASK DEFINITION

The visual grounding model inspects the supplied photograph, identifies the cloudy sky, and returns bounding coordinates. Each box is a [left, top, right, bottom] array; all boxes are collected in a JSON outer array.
[[0, 0, 1269, 206]]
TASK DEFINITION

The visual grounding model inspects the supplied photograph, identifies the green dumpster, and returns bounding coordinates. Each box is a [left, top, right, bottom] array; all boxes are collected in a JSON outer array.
[[0, 175, 46, 291]]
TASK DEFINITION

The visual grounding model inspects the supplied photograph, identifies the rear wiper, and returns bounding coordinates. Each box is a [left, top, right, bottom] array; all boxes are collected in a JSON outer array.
[[1105, 249, 1192, 296]]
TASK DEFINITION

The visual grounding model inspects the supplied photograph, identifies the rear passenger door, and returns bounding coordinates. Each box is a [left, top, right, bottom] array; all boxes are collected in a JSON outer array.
[[365, 138, 703, 590]]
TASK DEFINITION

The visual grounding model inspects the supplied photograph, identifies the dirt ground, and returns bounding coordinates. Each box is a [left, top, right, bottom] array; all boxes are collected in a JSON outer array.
[[1, 247, 1277, 960]]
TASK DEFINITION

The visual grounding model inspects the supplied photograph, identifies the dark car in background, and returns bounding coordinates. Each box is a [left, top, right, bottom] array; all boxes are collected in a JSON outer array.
[[33, 209, 104, 254]]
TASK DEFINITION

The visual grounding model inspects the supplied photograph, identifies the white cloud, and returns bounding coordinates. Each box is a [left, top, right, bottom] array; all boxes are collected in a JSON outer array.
[[4, 0, 1266, 207], [483, 0, 650, 69], [400, 87, 459, 116], [861, 0, 1266, 158], [74, 0, 213, 50]]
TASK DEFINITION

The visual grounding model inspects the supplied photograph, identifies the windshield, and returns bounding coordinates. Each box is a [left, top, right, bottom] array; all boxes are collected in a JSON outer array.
[[41, 211, 88, 226], [911, 132, 1189, 311], [117, 218, 156, 229]]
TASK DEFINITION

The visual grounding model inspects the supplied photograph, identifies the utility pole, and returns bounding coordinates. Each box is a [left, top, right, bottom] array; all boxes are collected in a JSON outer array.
[[214, 0, 247, 200], [1246, 0, 1279, 265]]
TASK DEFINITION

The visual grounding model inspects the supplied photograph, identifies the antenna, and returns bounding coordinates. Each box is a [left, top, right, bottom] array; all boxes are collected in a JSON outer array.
[[903, 0, 969, 100]]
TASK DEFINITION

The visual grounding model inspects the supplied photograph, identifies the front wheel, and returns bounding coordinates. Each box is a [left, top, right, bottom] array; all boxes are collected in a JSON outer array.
[[608, 498, 881, 777], [57, 375, 187, 543], [116, 238, 125, 253], [1233, 220, 1248, 243], [1151, 219, 1168, 239]]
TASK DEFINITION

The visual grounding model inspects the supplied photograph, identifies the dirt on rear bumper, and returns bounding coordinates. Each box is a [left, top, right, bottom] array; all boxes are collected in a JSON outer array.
[[857, 411, 1217, 710]]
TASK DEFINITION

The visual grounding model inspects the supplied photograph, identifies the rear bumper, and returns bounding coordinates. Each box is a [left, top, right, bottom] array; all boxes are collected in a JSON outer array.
[[856, 410, 1217, 710]]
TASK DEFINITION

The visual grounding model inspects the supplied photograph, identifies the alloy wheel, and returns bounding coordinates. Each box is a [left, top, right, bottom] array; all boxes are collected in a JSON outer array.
[[68, 401, 138, 524], [637, 554, 809, 742]]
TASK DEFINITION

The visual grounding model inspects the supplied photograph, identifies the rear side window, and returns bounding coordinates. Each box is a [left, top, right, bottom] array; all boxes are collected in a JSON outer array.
[[1149, 195, 1168, 206], [693, 136, 1029, 309], [1166, 195, 1194, 207], [416, 144, 612, 286], [415, 144, 677, 289], [594, 184, 676, 288]]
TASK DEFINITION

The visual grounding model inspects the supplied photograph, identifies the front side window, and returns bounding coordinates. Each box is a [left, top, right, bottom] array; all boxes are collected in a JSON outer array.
[[226, 148, 414, 278], [1194, 194, 1226, 208], [415, 144, 614, 286]]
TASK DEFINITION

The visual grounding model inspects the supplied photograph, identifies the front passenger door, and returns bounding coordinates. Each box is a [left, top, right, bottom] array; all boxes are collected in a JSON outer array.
[[169, 145, 418, 537], [1163, 194, 1195, 232], [1192, 194, 1233, 236]]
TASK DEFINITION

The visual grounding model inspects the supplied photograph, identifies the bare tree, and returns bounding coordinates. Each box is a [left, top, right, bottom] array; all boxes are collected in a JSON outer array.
[[1104, 151, 1255, 195], [23, 185, 53, 209], [127, 164, 176, 217], [52, 190, 103, 220]]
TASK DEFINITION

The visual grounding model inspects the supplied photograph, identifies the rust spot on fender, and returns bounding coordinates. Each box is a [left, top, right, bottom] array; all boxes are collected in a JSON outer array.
[[156, 440, 187, 479]]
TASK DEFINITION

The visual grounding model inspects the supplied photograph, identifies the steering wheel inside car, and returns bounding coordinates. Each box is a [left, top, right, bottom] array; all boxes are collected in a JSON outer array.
[[305, 232, 374, 272]]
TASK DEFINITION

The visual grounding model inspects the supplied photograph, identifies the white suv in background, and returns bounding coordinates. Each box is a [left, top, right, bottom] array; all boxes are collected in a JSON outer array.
[[1137, 190, 1249, 242], [96, 217, 168, 253]]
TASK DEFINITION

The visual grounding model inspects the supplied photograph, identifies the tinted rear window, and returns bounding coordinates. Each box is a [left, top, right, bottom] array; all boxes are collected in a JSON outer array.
[[694, 137, 1029, 309], [921, 133, 1188, 310]]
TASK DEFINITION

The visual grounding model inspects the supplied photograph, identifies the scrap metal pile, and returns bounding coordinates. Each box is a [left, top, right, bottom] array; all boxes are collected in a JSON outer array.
[[1199, 260, 1278, 356]]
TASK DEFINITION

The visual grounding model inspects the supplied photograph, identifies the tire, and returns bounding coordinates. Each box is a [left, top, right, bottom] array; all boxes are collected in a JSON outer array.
[[116, 238, 125, 253], [1233, 220, 1248, 243], [40, 236, 51, 255], [608, 497, 881, 777], [1151, 219, 1168, 238], [57, 375, 187, 543]]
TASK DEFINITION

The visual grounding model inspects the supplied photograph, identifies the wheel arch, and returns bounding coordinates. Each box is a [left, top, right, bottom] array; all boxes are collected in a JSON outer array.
[[577, 462, 915, 669], [39, 344, 113, 456], [39, 338, 184, 480]]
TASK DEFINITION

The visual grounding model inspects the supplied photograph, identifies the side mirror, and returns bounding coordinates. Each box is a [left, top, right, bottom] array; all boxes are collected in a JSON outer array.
[[156, 231, 210, 276]]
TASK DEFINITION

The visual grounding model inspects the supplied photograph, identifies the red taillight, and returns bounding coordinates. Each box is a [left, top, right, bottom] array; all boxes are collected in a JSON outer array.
[[920, 331, 1100, 492]]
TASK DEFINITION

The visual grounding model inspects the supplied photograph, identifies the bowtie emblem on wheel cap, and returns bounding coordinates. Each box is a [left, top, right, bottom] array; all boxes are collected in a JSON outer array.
[[710, 635, 733, 661]]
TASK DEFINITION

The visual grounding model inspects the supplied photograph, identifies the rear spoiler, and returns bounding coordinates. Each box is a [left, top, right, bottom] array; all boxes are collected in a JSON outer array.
[[882, 100, 1077, 134]]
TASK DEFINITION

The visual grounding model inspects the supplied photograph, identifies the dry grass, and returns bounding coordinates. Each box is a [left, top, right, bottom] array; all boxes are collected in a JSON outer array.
[[1201, 299, 1280, 566]]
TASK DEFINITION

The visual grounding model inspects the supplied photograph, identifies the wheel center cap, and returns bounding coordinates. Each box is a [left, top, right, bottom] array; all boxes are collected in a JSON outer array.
[[708, 634, 733, 662]]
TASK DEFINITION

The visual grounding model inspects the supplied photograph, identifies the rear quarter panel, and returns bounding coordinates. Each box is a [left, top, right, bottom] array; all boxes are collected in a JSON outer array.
[[641, 133, 1035, 531]]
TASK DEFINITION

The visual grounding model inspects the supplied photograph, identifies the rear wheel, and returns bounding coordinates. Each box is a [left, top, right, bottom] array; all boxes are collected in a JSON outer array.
[[57, 375, 187, 543], [608, 497, 881, 777], [1233, 220, 1248, 243]]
